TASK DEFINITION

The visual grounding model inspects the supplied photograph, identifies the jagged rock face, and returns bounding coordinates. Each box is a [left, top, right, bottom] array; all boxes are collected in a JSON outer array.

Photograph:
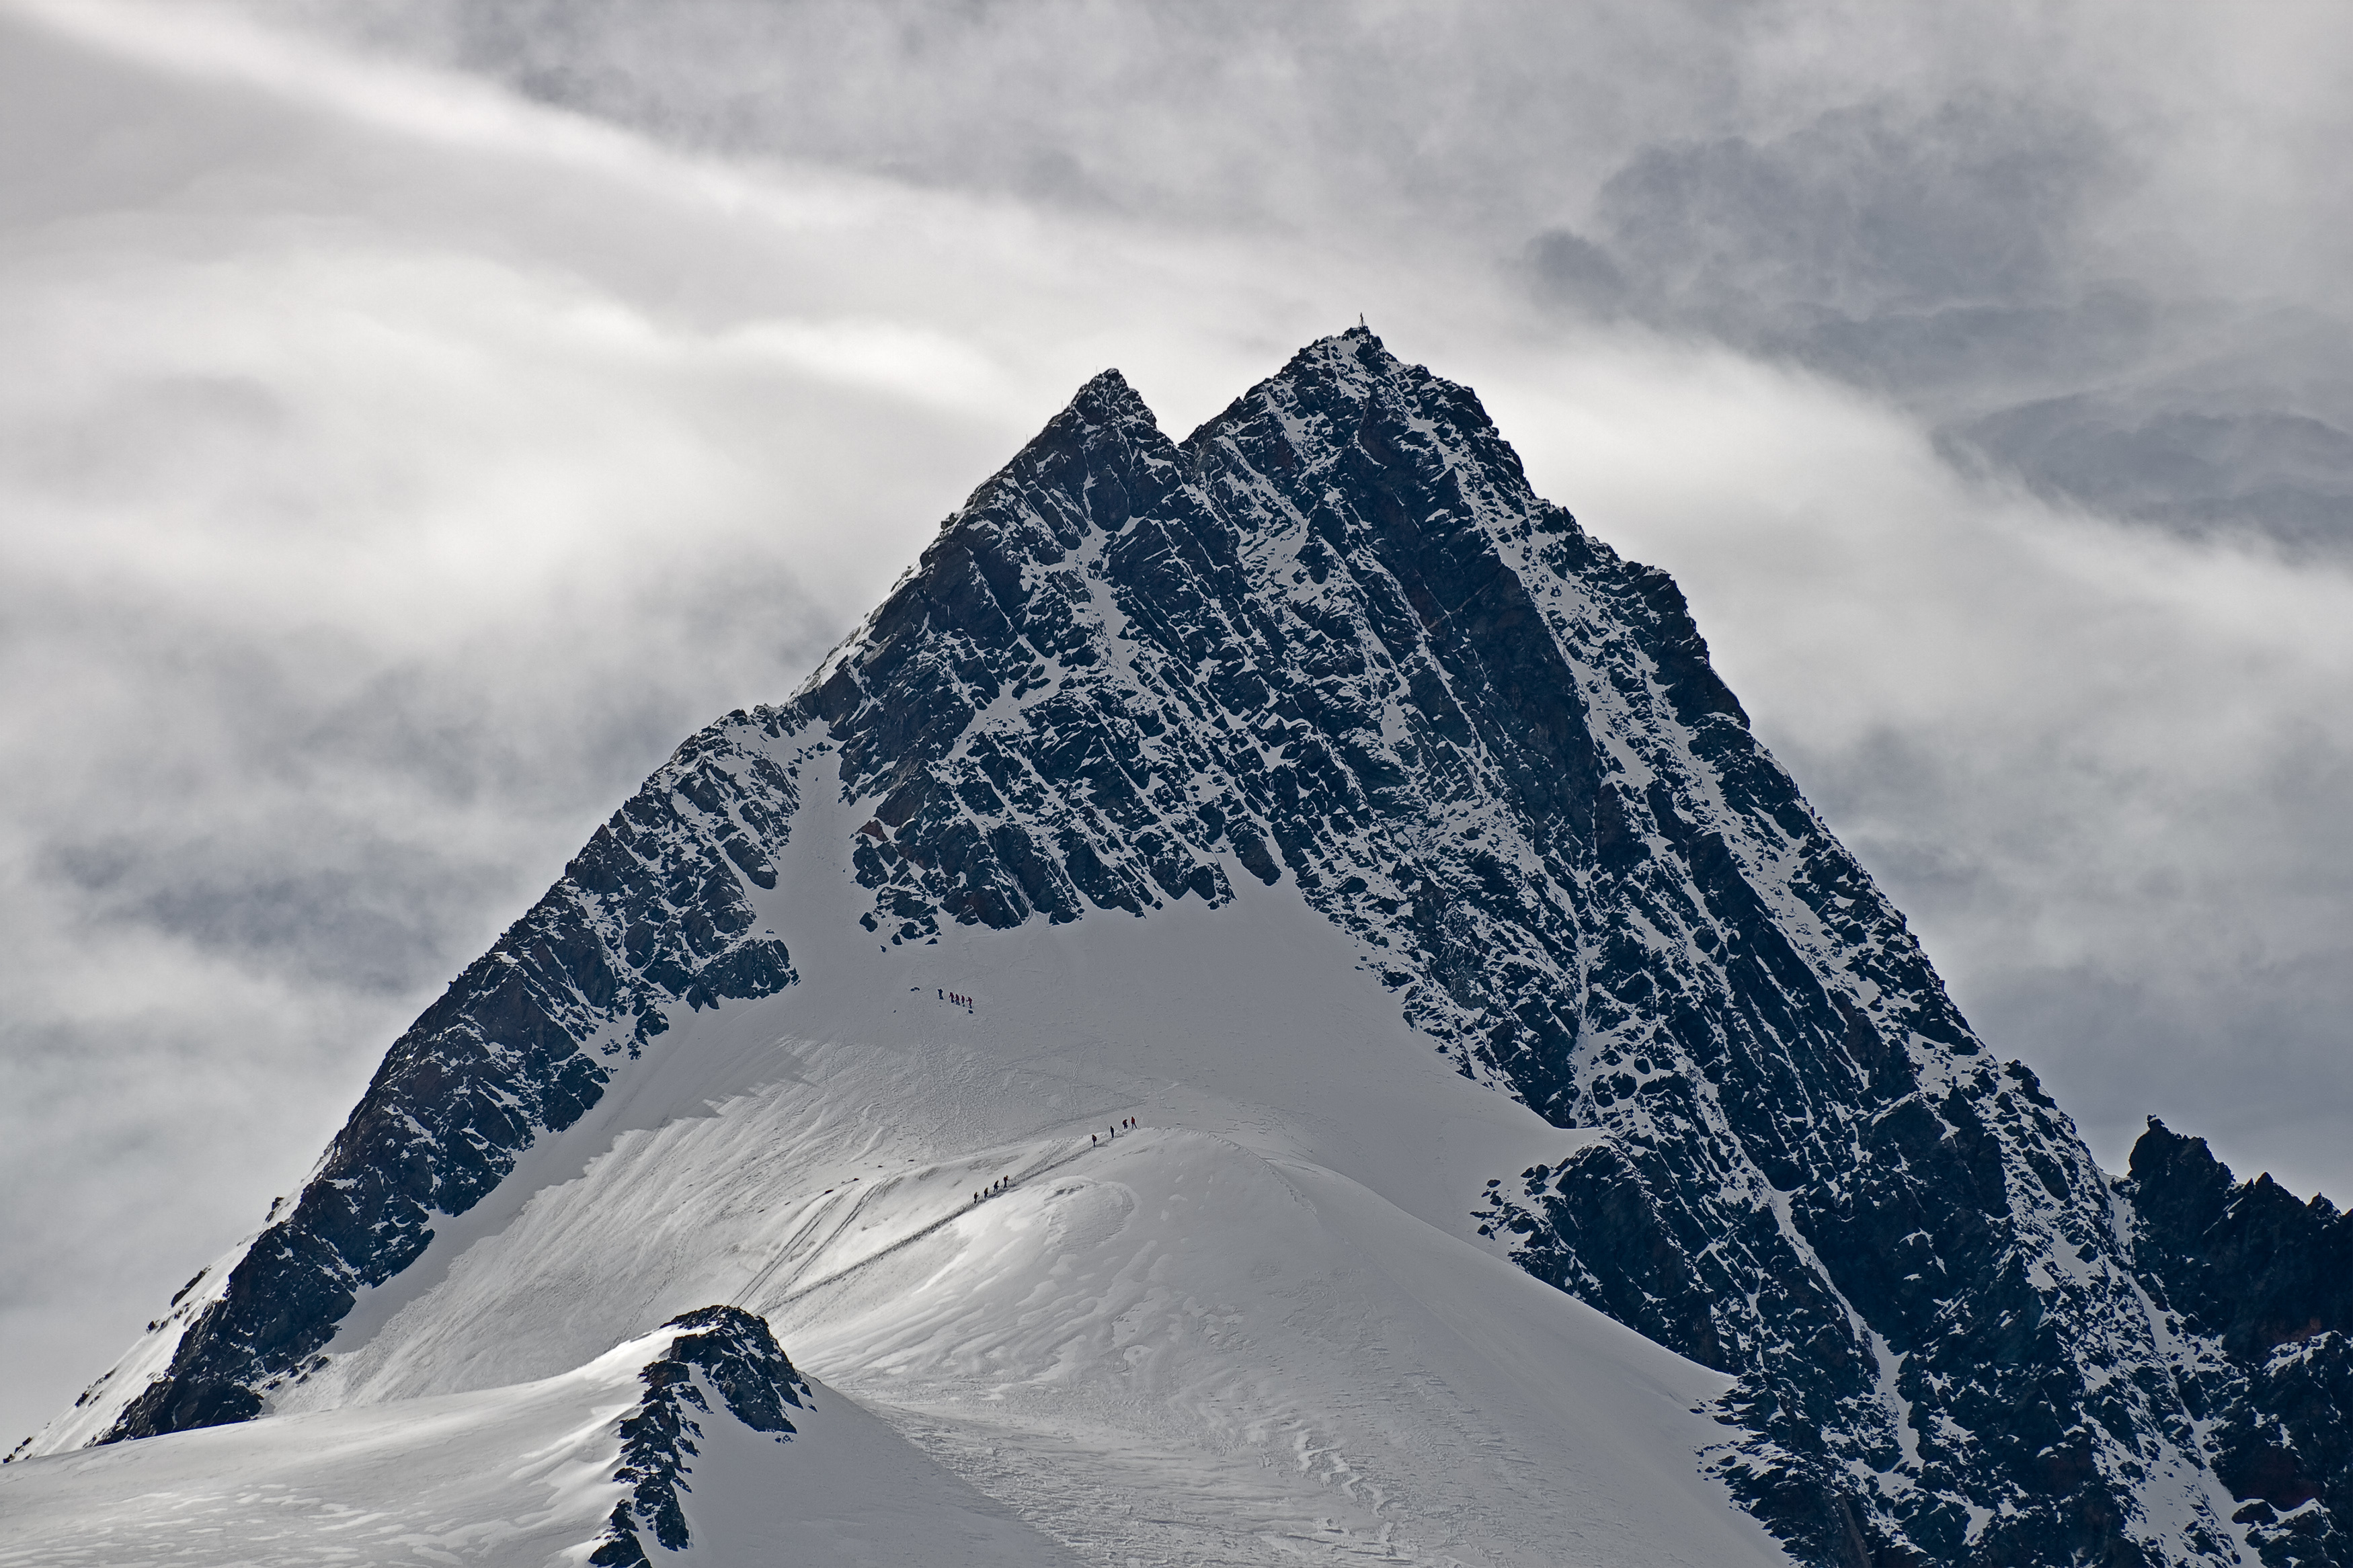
[[590, 1306, 810, 1567], [67, 330, 2272, 1565], [100, 729, 803, 1444], [2128, 1120, 2353, 1566], [799, 331, 2229, 1566]]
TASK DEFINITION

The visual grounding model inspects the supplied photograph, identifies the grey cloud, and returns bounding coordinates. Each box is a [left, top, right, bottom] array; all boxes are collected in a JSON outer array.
[[1952, 398, 2353, 549], [1530, 88, 2353, 554], [7, 556, 847, 990], [1558, 96, 2114, 335], [368, 1, 2353, 554], [14, 376, 293, 498], [1527, 92, 2159, 416], [263, 0, 1734, 229], [46, 848, 480, 998], [1938, 312, 2353, 554]]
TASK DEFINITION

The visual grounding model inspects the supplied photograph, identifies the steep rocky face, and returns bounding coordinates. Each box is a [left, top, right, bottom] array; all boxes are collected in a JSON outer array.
[[797, 331, 2230, 1565], [91, 727, 803, 1445], [43, 330, 2282, 1566], [2127, 1120, 2353, 1566]]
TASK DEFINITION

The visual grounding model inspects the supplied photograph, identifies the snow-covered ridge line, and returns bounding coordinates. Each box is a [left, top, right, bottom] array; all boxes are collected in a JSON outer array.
[[3, 1298, 1078, 1567], [27, 724, 811, 1455]]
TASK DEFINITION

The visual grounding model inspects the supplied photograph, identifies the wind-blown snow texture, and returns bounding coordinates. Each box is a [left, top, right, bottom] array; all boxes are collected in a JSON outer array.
[[19, 329, 2338, 1565], [0, 1304, 1071, 1567]]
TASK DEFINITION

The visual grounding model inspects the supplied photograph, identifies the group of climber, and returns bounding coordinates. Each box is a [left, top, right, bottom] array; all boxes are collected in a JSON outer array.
[[969, 1116, 1144, 1205]]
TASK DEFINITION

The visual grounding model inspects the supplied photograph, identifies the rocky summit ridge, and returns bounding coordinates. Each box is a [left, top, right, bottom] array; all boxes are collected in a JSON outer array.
[[18, 329, 2346, 1567]]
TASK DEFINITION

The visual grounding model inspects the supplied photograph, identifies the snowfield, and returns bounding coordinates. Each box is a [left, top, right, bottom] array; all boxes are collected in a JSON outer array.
[[0, 1321, 1076, 1568]]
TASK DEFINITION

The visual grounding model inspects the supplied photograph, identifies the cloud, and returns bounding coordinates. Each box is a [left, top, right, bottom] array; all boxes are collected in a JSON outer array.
[[1546, 94, 2112, 330], [1509, 13, 2353, 555], [383, 0, 2353, 555], [3, 0, 2350, 1451]]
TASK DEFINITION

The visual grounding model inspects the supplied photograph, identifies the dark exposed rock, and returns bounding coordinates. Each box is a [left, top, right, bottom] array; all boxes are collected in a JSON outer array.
[[2126, 1119, 2353, 1566], [588, 1305, 809, 1567], [2128, 1119, 2353, 1362]]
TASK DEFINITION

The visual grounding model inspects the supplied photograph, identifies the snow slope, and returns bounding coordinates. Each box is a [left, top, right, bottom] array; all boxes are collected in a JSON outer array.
[[0, 1313, 1076, 1568], [7, 805, 1786, 1564]]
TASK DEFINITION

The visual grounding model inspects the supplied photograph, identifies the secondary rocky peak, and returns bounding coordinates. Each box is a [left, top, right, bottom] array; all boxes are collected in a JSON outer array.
[[1066, 362, 1154, 423], [2124, 1122, 2353, 1565], [944, 361, 1175, 552], [2130, 1116, 2241, 1244]]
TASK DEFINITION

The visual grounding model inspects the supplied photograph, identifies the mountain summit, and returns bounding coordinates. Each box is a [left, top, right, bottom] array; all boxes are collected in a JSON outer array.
[[7, 331, 2342, 1567]]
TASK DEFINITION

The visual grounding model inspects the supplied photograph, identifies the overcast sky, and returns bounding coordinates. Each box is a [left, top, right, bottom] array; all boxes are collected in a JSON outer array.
[[6, 0, 2352, 1447]]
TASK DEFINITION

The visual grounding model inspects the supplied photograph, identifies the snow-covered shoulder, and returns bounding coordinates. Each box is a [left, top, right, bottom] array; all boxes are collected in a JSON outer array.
[[0, 1307, 1075, 1568]]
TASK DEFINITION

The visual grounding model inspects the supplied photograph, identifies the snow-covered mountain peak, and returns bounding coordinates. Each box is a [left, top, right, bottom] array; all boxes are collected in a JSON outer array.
[[8, 330, 2343, 1567]]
